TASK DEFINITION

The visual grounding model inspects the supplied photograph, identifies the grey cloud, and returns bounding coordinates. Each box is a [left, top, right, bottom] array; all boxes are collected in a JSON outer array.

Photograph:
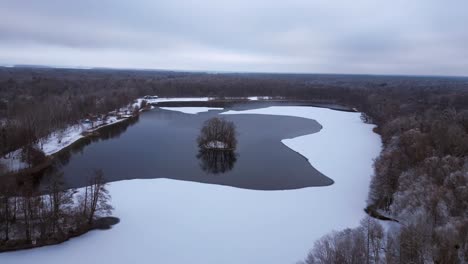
[[0, 0, 467, 76]]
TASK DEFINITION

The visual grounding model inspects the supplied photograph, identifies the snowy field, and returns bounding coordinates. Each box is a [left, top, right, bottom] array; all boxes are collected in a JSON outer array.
[[0, 106, 381, 264]]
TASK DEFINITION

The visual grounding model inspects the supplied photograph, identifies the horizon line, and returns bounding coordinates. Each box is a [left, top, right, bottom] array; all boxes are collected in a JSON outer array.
[[1, 63, 467, 79]]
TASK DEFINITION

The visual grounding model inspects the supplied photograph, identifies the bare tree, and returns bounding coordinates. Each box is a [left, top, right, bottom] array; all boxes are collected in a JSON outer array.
[[305, 228, 367, 264], [139, 99, 148, 109], [46, 172, 75, 235], [18, 183, 34, 242], [0, 182, 15, 241], [360, 216, 384, 264]]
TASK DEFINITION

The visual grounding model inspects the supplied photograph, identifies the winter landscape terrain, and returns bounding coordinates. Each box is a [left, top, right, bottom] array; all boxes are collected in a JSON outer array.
[[2, 0, 468, 261], [1, 67, 467, 262], [0, 106, 381, 264]]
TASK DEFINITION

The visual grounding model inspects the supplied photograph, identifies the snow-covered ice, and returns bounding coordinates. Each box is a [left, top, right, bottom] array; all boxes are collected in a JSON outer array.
[[134, 96, 272, 108], [133, 97, 212, 108], [223, 107, 381, 187], [160, 107, 223, 114], [0, 106, 381, 264]]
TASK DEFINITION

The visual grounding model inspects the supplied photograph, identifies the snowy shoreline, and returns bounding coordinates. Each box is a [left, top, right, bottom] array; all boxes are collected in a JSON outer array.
[[0, 105, 381, 264], [0, 113, 134, 173], [1, 96, 229, 173]]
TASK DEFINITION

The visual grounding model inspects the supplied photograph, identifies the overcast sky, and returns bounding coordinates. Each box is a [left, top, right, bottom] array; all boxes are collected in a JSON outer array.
[[1, 0, 467, 76]]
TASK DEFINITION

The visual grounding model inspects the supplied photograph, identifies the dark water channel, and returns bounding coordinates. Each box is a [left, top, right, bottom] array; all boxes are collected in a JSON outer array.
[[45, 104, 333, 190]]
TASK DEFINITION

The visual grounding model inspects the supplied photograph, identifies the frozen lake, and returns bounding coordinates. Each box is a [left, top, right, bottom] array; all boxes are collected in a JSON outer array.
[[43, 104, 332, 190], [1, 105, 381, 264]]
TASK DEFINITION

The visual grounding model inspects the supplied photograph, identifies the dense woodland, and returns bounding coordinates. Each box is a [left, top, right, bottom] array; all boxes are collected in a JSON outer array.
[[302, 80, 468, 263], [0, 170, 113, 251], [0, 67, 468, 261], [0, 67, 467, 162]]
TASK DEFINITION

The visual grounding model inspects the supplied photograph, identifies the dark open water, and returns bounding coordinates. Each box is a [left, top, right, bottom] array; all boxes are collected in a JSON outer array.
[[45, 104, 333, 190]]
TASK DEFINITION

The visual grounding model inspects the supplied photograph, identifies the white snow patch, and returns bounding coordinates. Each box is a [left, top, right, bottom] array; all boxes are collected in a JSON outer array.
[[248, 96, 272, 100], [0, 149, 28, 171], [223, 106, 381, 181], [160, 107, 223, 114], [133, 97, 212, 108], [39, 124, 86, 156], [39, 117, 128, 156], [203, 140, 228, 149], [0, 106, 381, 264]]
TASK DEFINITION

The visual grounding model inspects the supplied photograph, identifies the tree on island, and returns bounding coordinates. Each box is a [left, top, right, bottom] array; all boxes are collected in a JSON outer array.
[[196, 117, 238, 174], [197, 117, 237, 150]]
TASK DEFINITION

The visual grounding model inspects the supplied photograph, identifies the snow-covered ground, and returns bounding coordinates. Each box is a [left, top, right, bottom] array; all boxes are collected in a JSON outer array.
[[0, 106, 381, 264], [0, 116, 129, 172], [40, 125, 86, 156], [40, 116, 127, 156], [160, 107, 223, 114]]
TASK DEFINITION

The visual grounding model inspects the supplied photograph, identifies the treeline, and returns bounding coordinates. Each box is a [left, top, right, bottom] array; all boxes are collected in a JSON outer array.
[[0, 69, 155, 159], [363, 82, 468, 263], [304, 217, 384, 264], [2, 67, 467, 163], [0, 170, 113, 251], [302, 87, 468, 261]]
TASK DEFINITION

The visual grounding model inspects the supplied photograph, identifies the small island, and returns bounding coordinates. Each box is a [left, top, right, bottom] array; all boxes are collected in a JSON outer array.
[[196, 117, 238, 174], [197, 117, 237, 151]]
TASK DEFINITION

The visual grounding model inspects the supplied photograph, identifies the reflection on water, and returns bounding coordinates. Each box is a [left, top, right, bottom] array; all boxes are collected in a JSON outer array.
[[55, 117, 139, 167], [197, 149, 238, 174], [196, 116, 239, 174]]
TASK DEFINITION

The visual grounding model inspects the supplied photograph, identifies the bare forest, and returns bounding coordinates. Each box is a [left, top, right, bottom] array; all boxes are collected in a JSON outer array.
[[1, 67, 468, 262], [0, 169, 113, 251]]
